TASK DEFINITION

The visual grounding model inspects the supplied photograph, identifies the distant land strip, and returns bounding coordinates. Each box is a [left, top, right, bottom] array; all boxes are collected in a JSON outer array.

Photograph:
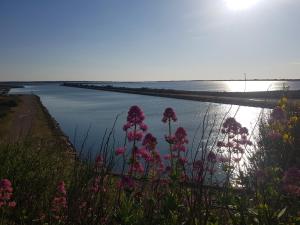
[[62, 83, 300, 108]]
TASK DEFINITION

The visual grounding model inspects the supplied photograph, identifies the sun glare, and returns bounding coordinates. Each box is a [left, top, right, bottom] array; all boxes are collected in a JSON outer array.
[[225, 0, 260, 11]]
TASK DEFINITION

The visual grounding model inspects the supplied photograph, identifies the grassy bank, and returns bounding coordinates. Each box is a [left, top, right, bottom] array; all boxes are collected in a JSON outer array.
[[0, 94, 299, 225], [0, 95, 75, 224]]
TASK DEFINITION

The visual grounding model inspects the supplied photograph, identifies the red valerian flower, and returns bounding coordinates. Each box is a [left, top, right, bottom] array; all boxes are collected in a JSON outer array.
[[207, 151, 217, 163], [178, 157, 188, 165], [162, 107, 177, 123], [131, 161, 144, 173], [115, 147, 126, 156], [127, 131, 143, 142], [0, 179, 16, 208], [222, 117, 241, 135], [175, 127, 188, 143], [142, 133, 157, 150], [138, 147, 153, 162], [51, 181, 67, 221], [127, 105, 145, 126]]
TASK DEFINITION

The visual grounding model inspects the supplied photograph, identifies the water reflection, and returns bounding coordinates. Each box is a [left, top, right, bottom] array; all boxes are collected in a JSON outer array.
[[224, 80, 282, 92], [10, 84, 264, 159]]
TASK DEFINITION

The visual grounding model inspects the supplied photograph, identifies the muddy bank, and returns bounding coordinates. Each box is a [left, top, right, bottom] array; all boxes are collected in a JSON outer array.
[[62, 83, 300, 108]]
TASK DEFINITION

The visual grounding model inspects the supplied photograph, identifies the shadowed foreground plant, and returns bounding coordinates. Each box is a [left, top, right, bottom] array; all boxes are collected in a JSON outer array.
[[0, 102, 300, 225]]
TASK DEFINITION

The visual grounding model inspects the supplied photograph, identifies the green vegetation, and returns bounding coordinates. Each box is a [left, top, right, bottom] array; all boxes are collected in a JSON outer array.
[[0, 96, 18, 118], [0, 95, 299, 225]]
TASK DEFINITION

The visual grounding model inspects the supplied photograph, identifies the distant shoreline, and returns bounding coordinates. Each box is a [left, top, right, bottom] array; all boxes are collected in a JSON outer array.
[[62, 83, 300, 108], [0, 78, 300, 84]]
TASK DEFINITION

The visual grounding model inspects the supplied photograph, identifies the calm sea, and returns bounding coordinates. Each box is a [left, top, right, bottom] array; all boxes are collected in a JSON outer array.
[[10, 80, 299, 157]]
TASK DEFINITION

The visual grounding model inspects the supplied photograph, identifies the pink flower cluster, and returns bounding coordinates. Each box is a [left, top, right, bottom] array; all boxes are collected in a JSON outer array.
[[115, 147, 125, 156], [123, 105, 147, 132], [218, 117, 252, 154], [161, 108, 189, 175], [127, 131, 143, 142], [52, 181, 67, 220], [123, 106, 147, 144], [0, 179, 16, 208], [141, 133, 164, 172], [142, 133, 157, 150], [162, 107, 177, 123], [173, 127, 188, 152], [221, 117, 247, 136]]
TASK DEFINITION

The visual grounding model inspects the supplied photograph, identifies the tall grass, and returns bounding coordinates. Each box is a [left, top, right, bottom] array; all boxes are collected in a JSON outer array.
[[0, 98, 299, 225]]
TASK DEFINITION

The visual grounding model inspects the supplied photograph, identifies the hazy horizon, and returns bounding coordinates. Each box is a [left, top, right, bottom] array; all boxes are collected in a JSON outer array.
[[1, 0, 299, 81]]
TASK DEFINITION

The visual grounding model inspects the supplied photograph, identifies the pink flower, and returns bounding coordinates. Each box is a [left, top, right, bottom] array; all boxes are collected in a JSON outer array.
[[175, 127, 188, 142], [127, 131, 143, 142], [152, 150, 163, 163], [123, 122, 131, 131], [239, 127, 249, 135], [178, 157, 188, 165], [165, 135, 176, 144], [217, 141, 225, 147], [172, 144, 186, 152], [139, 123, 148, 131], [115, 147, 125, 156], [118, 176, 135, 189], [142, 133, 157, 150], [222, 117, 242, 135], [0, 179, 16, 208], [57, 181, 67, 196], [131, 161, 144, 173], [90, 176, 100, 193], [127, 105, 145, 125], [207, 151, 217, 163], [51, 181, 67, 221], [162, 107, 177, 123], [172, 127, 188, 152], [8, 201, 16, 207], [138, 148, 152, 162], [193, 160, 204, 170]]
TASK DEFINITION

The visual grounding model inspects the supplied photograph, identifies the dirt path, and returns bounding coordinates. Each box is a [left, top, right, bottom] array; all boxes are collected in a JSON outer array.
[[8, 95, 38, 142]]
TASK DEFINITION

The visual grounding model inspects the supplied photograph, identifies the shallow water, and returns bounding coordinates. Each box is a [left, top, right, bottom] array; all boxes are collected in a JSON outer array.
[[10, 83, 265, 158]]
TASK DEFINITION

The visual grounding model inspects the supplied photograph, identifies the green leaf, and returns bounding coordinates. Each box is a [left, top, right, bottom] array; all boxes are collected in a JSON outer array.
[[277, 207, 287, 219]]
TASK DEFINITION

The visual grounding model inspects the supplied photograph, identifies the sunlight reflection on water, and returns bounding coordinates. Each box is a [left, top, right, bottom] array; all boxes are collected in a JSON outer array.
[[224, 80, 287, 92]]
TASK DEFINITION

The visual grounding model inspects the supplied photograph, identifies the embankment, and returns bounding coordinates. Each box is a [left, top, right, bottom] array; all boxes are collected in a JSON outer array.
[[0, 94, 75, 153], [62, 83, 300, 108]]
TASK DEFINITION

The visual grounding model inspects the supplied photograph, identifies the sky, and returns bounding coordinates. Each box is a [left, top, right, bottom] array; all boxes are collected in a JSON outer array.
[[0, 0, 299, 81]]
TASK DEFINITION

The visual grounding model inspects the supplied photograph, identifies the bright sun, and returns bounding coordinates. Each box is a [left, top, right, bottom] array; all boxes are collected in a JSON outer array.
[[225, 0, 260, 11]]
